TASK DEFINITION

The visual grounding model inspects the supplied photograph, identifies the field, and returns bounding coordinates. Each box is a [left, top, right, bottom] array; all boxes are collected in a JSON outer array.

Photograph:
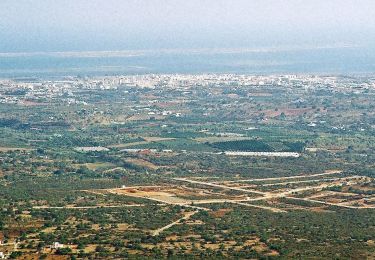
[[0, 74, 375, 259]]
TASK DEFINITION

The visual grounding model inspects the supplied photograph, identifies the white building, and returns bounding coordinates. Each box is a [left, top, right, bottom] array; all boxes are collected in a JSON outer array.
[[51, 242, 64, 249]]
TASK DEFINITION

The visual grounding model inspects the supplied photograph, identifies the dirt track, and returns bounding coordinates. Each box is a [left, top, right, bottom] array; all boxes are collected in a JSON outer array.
[[83, 170, 373, 215], [33, 204, 144, 209], [230, 201, 287, 213], [216, 170, 343, 184], [151, 211, 198, 236], [173, 178, 265, 195], [173, 173, 371, 210]]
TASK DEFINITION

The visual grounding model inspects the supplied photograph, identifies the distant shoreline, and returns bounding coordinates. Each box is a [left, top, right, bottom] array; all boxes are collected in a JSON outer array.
[[0, 46, 374, 78]]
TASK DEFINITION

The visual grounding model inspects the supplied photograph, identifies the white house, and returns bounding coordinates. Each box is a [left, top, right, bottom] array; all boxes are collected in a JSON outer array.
[[51, 242, 64, 249]]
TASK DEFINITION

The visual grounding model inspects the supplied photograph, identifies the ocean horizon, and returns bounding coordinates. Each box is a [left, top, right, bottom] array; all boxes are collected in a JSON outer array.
[[1, 46, 374, 78]]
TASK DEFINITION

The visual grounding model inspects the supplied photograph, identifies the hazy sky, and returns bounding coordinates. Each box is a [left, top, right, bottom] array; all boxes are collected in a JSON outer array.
[[1, 0, 375, 52]]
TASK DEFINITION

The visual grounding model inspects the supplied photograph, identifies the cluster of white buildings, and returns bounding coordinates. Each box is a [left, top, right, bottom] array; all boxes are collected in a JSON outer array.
[[1, 74, 374, 106]]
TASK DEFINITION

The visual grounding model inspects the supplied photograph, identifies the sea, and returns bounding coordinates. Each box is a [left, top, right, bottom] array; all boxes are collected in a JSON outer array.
[[0, 46, 374, 78]]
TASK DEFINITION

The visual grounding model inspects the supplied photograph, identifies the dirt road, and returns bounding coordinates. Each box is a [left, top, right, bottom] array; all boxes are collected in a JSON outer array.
[[33, 204, 144, 209], [216, 170, 343, 184], [173, 178, 265, 195], [151, 211, 198, 236]]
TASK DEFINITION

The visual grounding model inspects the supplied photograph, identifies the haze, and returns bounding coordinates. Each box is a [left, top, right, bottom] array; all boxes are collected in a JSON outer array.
[[1, 0, 375, 52]]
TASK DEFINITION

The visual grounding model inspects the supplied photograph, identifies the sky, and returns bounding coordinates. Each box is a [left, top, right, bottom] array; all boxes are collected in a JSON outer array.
[[0, 0, 375, 52]]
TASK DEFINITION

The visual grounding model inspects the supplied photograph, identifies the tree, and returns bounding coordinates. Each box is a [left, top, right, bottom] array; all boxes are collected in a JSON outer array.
[[56, 247, 72, 255]]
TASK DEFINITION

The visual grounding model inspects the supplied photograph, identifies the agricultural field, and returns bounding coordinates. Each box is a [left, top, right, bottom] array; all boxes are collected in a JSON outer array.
[[0, 74, 375, 259]]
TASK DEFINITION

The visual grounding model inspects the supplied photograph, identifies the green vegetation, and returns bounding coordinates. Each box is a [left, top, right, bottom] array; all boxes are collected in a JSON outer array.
[[0, 75, 374, 259]]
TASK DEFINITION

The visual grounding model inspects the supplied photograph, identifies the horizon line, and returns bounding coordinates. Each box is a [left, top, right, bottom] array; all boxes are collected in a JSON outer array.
[[0, 44, 360, 58]]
